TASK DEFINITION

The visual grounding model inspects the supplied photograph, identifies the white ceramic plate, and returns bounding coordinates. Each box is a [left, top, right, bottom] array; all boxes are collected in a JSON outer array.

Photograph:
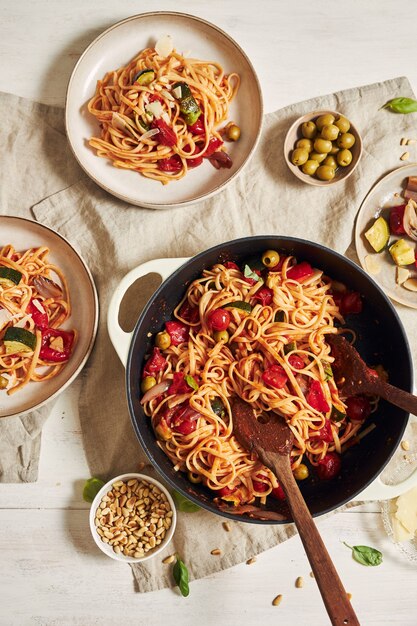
[[355, 163, 417, 309], [0, 217, 99, 418], [65, 12, 263, 209]]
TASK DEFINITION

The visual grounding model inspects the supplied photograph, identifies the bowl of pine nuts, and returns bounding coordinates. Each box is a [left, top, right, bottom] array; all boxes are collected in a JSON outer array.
[[89, 473, 177, 562]]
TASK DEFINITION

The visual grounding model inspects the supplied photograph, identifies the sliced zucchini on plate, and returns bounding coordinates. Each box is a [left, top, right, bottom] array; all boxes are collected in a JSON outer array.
[[0, 266, 22, 288], [364, 217, 390, 253], [3, 327, 37, 354]]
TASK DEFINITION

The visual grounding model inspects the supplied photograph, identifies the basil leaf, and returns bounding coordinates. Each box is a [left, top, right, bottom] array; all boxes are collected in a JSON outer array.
[[173, 489, 201, 512], [173, 556, 190, 596], [382, 97, 417, 114], [243, 264, 263, 284], [83, 477, 105, 503], [185, 374, 198, 391], [343, 542, 383, 566]]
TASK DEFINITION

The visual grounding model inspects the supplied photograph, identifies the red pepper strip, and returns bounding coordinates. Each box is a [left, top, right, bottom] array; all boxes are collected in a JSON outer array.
[[27, 299, 48, 329], [158, 155, 182, 172], [179, 301, 200, 324], [262, 364, 288, 389], [165, 320, 189, 346], [224, 261, 240, 270], [143, 347, 167, 378], [318, 419, 334, 442], [253, 286, 273, 306], [188, 118, 205, 135], [168, 372, 191, 395], [183, 144, 203, 168], [286, 261, 314, 282], [338, 291, 363, 315], [39, 328, 74, 363], [203, 137, 223, 157], [316, 452, 341, 480], [151, 118, 177, 147], [306, 380, 330, 413], [389, 204, 406, 235]]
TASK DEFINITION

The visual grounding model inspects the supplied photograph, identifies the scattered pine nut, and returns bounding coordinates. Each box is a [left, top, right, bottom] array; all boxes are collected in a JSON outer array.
[[162, 554, 176, 564], [401, 440, 410, 451], [404, 454, 411, 461], [309, 571, 315, 578], [211, 548, 221, 556], [394, 192, 401, 198], [246, 557, 257, 565], [295, 576, 304, 588], [400, 152, 410, 161], [347, 592, 352, 601], [401, 137, 408, 145], [272, 594, 283, 607], [407, 139, 417, 145], [222, 522, 231, 532]]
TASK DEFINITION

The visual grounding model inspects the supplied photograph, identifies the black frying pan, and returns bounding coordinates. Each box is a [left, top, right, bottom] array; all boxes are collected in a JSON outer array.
[[108, 236, 413, 524]]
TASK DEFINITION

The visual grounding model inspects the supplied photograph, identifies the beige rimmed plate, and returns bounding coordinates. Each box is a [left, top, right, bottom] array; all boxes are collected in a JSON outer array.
[[0, 217, 98, 418], [65, 12, 263, 209], [355, 163, 417, 309]]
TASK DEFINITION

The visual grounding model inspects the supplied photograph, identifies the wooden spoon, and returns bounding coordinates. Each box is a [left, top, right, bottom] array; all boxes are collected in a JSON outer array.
[[231, 397, 360, 626], [327, 333, 417, 415]]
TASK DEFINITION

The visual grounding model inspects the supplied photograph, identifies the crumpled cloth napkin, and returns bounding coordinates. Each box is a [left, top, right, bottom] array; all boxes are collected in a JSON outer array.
[[1, 77, 416, 591]]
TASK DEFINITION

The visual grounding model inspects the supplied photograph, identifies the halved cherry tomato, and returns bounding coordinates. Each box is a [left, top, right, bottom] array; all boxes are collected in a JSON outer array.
[[253, 286, 273, 306], [27, 299, 48, 329], [143, 347, 168, 378], [188, 118, 205, 135], [207, 308, 231, 331], [338, 291, 363, 315], [204, 137, 223, 157], [183, 144, 203, 168], [179, 301, 200, 324], [151, 118, 177, 147], [158, 155, 182, 172], [165, 320, 189, 345], [306, 380, 330, 413], [243, 268, 262, 286], [168, 372, 190, 395], [316, 452, 341, 480], [318, 419, 334, 442], [172, 403, 199, 434], [262, 364, 288, 389], [218, 485, 237, 498], [288, 354, 305, 370], [389, 204, 406, 235], [252, 473, 269, 493], [39, 328, 74, 363], [224, 261, 240, 270], [270, 485, 286, 500], [345, 396, 372, 422], [286, 261, 314, 282]]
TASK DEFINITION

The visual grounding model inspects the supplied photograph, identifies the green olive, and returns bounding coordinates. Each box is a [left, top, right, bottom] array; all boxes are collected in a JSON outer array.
[[296, 138, 313, 152], [335, 116, 350, 133], [337, 132, 355, 149], [226, 123, 241, 141], [309, 151, 327, 163], [262, 249, 280, 268], [141, 375, 157, 393], [301, 121, 317, 139], [337, 148, 353, 167], [0, 375, 8, 390], [316, 114, 335, 130], [294, 463, 309, 480], [323, 155, 338, 169], [188, 471, 202, 484], [316, 165, 335, 181], [291, 148, 309, 166], [313, 138, 332, 154], [301, 159, 320, 176], [329, 144, 340, 155], [214, 329, 229, 343], [320, 124, 339, 141], [155, 330, 171, 350]]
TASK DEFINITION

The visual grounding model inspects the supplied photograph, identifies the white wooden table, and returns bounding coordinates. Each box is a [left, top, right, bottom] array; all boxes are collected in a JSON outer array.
[[1, 2, 417, 624]]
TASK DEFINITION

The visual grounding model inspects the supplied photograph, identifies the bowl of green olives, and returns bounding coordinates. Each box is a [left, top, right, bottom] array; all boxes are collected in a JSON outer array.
[[284, 110, 362, 186]]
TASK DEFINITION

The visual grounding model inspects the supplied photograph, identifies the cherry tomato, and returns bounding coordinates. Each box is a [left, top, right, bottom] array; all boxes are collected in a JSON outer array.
[[286, 261, 314, 282], [27, 299, 48, 329], [253, 286, 273, 306], [288, 354, 305, 370], [306, 380, 330, 413], [270, 485, 286, 500], [188, 117, 205, 134], [204, 137, 223, 157], [253, 474, 269, 493], [143, 347, 168, 378], [345, 395, 372, 422], [183, 144, 203, 168], [318, 419, 334, 442], [316, 452, 341, 480], [338, 291, 363, 315], [262, 364, 288, 389], [207, 308, 231, 331], [151, 118, 177, 147], [224, 261, 240, 270], [218, 485, 237, 498], [158, 155, 182, 172], [165, 321, 189, 345], [168, 372, 190, 395], [179, 301, 199, 324], [389, 204, 406, 235]]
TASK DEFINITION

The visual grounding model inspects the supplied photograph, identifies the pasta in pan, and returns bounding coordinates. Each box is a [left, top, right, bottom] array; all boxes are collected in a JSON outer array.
[[140, 251, 374, 511], [87, 37, 240, 184], [0, 245, 75, 395]]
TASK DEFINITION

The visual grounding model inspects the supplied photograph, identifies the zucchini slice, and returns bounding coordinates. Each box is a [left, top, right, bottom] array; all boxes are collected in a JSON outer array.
[[223, 301, 252, 313], [389, 239, 415, 266], [0, 266, 22, 287], [3, 327, 37, 354], [172, 81, 201, 125], [330, 404, 346, 422], [364, 217, 390, 252], [133, 69, 155, 86]]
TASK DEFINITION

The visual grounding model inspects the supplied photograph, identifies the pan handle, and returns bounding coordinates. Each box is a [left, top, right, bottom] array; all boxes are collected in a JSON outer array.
[[358, 414, 417, 501], [107, 257, 189, 367]]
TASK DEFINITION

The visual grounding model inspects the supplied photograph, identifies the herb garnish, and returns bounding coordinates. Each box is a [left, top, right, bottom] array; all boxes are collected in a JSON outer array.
[[244, 265, 263, 284], [173, 490, 201, 512], [382, 97, 417, 114], [82, 477, 105, 503], [173, 556, 190, 596], [185, 374, 198, 391], [343, 542, 383, 566]]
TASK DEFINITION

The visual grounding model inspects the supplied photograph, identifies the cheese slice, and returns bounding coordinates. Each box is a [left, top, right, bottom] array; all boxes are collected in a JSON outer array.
[[392, 485, 417, 542]]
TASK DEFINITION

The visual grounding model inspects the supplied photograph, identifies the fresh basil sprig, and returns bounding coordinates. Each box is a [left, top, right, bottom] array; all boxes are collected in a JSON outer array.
[[173, 489, 201, 512], [244, 265, 263, 284], [343, 542, 383, 566], [185, 374, 198, 391], [83, 477, 105, 503], [382, 97, 417, 114], [173, 556, 190, 596]]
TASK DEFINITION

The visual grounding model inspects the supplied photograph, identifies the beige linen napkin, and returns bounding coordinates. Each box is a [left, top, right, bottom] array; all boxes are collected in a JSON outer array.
[[30, 76, 417, 591], [0, 93, 83, 481]]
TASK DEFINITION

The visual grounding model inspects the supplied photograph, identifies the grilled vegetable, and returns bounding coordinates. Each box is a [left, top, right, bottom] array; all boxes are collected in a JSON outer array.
[[0, 267, 22, 288], [223, 301, 252, 313], [389, 239, 415, 266], [364, 216, 390, 252], [3, 327, 37, 354], [172, 82, 201, 125], [133, 69, 155, 85]]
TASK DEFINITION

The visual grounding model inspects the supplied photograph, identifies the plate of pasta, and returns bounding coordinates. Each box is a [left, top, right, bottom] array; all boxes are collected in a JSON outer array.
[[65, 12, 263, 209], [108, 236, 412, 523], [0, 217, 98, 418]]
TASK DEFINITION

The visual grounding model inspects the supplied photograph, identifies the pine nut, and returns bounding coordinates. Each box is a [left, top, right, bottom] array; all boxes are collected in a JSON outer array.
[[400, 152, 410, 161], [401, 440, 410, 451], [163, 554, 175, 564], [272, 594, 283, 606], [309, 571, 315, 578], [211, 549, 221, 555], [222, 522, 231, 532], [400, 137, 408, 145], [347, 592, 352, 601], [246, 557, 257, 565], [295, 576, 303, 588]]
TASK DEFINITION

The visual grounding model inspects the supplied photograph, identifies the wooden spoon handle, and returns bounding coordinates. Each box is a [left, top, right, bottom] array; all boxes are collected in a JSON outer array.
[[264, 453, 360, 626], [370, 379, 417, 416]]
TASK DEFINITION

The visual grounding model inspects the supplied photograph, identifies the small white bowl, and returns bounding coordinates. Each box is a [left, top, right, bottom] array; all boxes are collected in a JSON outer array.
[[89, 473, 177, 563]]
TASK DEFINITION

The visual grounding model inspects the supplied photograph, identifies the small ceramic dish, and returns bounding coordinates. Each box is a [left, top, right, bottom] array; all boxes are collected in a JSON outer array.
[[89, 473, 177, 563], [284, 109, 362, 186]]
